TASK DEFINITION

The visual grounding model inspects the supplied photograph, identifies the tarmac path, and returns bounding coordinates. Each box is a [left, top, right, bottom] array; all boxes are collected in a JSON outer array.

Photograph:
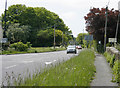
[[91, 53, 118, 87]]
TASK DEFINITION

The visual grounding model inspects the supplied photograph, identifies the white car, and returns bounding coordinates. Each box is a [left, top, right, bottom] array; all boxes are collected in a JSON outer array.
[[67, 45, 77, 54]]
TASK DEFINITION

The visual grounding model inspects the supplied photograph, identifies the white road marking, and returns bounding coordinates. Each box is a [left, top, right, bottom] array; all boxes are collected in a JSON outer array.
[[45, 62, 52, 65], [53, 60, 56, 62], [22, 60, 33, 64], [45, 60, 57, 65], [5, 65, 16, 69]]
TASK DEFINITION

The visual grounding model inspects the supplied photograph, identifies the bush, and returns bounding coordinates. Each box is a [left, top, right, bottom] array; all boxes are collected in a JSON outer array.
[[106, 53, 111, 63], [104, 52, 120, 84], [116, 44, 120, 51], [110, 55, 115, 68], [10, 42, 31, 51], [26, 42, 32, 48], [112, 60, 120, 83]]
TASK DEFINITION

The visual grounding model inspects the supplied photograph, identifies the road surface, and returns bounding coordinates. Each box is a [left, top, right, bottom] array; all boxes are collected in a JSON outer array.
[[1, 50, 81, 86]]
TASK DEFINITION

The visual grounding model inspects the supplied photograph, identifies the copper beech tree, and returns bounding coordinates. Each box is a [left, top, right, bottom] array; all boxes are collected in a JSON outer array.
[[84, 7, 120, 44]]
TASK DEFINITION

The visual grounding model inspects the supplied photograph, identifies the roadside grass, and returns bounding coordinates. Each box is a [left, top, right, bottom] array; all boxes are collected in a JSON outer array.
[[1, 47, 66, 55], [12, 49, 96, 86]]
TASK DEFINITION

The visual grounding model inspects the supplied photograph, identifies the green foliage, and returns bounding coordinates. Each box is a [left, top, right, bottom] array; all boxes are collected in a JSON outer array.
[[116, 43, 120, 51], [82, 39, 87, 48], [110, 55, 115, 68], [13, 49, 95, 86], [96, 43, 104, 53], [76, 33, 88, 44], [84, 7, 120, 44], [26, 42, 32, 48], [112, 60, 120, 83], [2, 4, 72, 47], [2, 4, 26, 29], [104, 52, 115, 67], [91, 40, 97, 51], [6, 23, 31, 43], [2, 47, 66, 55], [105, 52, 112, 63], [10, 42, 29, 51], [104, 52, 120, 83]]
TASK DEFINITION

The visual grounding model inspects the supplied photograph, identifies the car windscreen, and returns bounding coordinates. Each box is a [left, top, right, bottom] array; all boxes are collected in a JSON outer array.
[[68, 46, 75, 48]]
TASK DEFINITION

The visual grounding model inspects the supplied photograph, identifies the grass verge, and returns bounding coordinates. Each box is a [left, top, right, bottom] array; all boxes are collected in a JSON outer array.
[[12, 49, 96, 86], [1, 47, 66, 55]]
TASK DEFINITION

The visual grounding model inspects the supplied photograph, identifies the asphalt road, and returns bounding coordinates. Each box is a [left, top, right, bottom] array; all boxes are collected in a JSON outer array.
[[1, 49, 81, 86]]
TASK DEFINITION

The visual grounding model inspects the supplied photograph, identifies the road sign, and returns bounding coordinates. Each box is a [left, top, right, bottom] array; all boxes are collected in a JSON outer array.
[[0, 38, 8, 43], [108, 38, 117, 43], [84, 35, 93, 41]]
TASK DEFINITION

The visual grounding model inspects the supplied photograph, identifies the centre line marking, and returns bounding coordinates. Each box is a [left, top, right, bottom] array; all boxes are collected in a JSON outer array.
[[5, 65, 16, 69]]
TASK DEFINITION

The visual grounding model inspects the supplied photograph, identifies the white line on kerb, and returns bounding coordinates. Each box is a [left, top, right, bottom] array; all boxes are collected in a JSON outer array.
[[5, 65, 16, 69]]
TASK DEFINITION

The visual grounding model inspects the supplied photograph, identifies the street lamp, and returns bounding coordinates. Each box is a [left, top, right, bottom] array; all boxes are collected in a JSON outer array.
[[104, 6, 108, 52]]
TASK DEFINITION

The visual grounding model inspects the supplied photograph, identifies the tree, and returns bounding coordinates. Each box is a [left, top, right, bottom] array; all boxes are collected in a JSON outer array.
[[2, 4, 26, 29], [36, 29, 64, 47], [2, 4, 73, 47], [84, 7, 120, 44], [76, 33, 88, 44], [6, 23, 31, 43]]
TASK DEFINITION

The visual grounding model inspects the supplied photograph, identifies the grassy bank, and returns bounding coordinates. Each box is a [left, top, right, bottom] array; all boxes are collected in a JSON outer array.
[[12, 49, 96, 86], [1, 47, 66, 55]]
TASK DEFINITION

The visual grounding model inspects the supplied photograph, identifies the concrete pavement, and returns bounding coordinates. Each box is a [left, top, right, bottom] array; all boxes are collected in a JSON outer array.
[[91, 53, 118, 86]]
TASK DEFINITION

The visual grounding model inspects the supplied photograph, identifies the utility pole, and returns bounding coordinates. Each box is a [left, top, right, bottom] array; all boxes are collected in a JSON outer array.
[[54, 24, 55, 49], [115, 12, 119, 46], [115, 1, 120, 47], [3, 0, 7, 38], [104, 6, 108, 52], [62, 32, 63, 46]]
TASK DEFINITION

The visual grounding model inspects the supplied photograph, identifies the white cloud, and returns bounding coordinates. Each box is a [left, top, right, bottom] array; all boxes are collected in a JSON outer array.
[[60, 12, 78, 20], [0, 0, 119, 37]]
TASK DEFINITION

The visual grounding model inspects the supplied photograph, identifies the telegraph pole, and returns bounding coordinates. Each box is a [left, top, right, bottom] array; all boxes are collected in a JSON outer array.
[[3, 0, 7, 38], [115, 1, 120, 46], [104, 6, 108, 52], [54, 24, 55, 49], [62, 32, 63, 46]]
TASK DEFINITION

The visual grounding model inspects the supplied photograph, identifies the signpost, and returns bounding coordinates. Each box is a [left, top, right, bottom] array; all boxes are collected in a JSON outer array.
[[0, 38, 8, 43], [84, 35, 93, 41], [109, 38, 117, 43], [84, 35, 93, 48]]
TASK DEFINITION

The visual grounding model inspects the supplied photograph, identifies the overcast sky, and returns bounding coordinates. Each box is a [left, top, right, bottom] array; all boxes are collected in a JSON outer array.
[[0, 0, 119, 37]]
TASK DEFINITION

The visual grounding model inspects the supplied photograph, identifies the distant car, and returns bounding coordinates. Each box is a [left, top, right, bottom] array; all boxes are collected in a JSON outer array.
[[77, 45, 82, 49], [67, 45, 77, 54]]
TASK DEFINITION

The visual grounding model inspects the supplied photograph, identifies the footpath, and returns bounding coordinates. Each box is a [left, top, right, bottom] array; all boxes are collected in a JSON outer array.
[[91, 53, 118, 86]]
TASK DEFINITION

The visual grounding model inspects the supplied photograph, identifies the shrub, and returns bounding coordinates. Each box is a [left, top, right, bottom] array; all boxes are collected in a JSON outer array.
[[106, 53, 111, 63], [10, 42, 30, 51], [110, 55, 115, 68], [26, 42, 32, 48], [112, 60, 120, 83]]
